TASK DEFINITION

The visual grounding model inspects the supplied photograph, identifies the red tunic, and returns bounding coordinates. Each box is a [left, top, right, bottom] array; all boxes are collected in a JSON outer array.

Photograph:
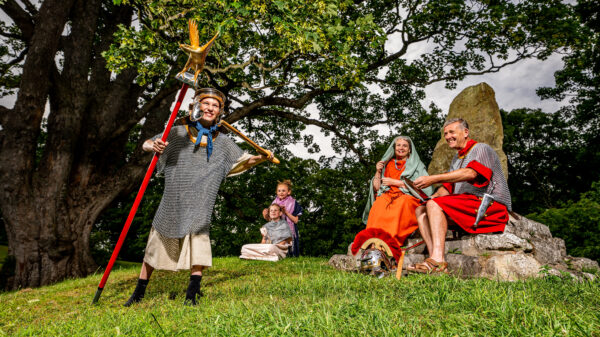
[[434, 160, 509, 234]]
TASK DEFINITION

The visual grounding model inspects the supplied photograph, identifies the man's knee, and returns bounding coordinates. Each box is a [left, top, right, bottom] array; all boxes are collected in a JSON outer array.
[[425, 199, 442, 213]]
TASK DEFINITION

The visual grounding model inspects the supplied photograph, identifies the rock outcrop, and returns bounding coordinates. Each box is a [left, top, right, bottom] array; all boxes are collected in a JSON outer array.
[[329, 214, 599, 281], [428, 82, 508, 179]]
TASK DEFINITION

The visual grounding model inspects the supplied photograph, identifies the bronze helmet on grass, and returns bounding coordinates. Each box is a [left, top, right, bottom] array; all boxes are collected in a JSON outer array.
[[360, 248, 395, 278]]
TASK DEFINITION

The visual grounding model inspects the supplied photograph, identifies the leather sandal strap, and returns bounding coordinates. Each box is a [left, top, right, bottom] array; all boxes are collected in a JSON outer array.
[[414, 259, 436, 272]]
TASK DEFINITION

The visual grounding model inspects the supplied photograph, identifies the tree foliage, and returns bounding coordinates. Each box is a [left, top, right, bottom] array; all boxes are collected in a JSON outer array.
[[517, 0, 600, 260], [501, 108, 582, 213], [536, 0, 600, 203], [103, 0, 582, 162], [528, 181, 600, 261]]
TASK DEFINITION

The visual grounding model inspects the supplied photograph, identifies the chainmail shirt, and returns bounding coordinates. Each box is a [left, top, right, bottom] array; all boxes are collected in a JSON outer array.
[[262, 219, 293, 244], [449, 143, 512, 211], [152, 125, 243, 238]]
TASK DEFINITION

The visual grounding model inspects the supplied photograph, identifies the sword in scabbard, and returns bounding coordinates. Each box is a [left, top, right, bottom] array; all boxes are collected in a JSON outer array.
[[473, 181, 496, 229]]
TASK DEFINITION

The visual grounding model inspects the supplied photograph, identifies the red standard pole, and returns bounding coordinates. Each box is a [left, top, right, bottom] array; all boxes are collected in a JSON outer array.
[[92, 83, 189, 304]]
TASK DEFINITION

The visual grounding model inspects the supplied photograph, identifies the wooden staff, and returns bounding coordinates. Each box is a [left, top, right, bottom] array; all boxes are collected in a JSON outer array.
[[219, 120, 280, 164]]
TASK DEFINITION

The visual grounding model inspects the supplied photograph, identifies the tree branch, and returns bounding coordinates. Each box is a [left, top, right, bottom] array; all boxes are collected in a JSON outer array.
[[21, 0, 38, 16], [0, 30, 22, 39], [249, 108, 369, 166], [226, 88, 329, 123], [0, 0, 35, 42], [5, 47, 28, 67], [0, 105, 9, 124], [111, 82, 180, 142]]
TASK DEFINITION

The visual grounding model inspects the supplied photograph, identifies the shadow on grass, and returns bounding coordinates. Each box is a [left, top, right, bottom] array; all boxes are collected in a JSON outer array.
[[203, 268, 252, 288]]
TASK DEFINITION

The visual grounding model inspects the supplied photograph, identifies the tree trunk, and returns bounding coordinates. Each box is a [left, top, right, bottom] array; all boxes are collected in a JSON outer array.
[[2, 180, 123, 288]]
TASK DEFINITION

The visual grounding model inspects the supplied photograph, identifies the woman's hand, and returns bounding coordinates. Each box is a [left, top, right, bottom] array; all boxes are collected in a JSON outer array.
[[375, 161, 385, 172], [381, 177, 404, 188]]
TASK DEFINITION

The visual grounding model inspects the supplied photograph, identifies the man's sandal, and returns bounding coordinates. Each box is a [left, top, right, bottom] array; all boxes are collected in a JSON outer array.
[[406, 258, 448, 274]]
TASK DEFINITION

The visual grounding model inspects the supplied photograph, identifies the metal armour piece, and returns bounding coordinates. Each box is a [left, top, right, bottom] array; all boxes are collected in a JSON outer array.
[[360, 248, 394, 277], [151, 125, 243, 238], [449, 143, 512, 211]]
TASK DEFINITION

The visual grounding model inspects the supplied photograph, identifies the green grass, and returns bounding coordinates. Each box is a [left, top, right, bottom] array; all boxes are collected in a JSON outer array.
[[1, 257, 599, 336]]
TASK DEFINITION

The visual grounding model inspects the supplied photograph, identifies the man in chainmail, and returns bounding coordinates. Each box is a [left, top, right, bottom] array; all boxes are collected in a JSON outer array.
[[408, 118, 511, 274], [124, 88, 270, 306]]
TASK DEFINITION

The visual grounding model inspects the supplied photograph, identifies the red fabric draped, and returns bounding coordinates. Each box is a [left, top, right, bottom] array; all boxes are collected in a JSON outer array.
[[458, 139, 477, 158], [432, 194, 508, 234]]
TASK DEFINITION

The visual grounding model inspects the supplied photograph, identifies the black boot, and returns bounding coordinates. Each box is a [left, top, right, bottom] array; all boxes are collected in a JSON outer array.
[[124, 278, 149, 307], [184, 275, 202, 306]]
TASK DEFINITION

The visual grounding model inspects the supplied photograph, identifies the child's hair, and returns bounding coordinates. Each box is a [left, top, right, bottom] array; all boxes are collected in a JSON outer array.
[[269, 204, 283, 212], [268, 204, 283, 220], [277, 179, 293, 191]]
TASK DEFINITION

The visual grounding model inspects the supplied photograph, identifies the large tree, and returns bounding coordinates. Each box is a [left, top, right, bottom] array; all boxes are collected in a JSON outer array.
[[0, 0, 580, 288]]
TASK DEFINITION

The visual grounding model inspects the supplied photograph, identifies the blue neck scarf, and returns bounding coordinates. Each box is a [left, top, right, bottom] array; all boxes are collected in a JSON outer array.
[[189, 121, 218, 160]]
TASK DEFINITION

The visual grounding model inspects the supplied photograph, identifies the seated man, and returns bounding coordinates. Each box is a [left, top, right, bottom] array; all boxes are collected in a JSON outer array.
[[409, 118, 511, 274]]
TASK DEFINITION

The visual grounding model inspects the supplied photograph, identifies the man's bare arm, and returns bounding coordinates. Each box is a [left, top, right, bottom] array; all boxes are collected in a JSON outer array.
[[413, 168, 477, 189], [246, 154, 268, 166]]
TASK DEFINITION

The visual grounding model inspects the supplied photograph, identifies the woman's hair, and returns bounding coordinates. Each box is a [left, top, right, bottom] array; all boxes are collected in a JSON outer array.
[[394, 136, 412, 155], [277, 179, 293, 191]]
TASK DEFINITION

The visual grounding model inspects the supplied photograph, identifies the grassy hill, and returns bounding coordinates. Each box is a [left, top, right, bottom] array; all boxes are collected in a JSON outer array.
[[0, 257, 599, 336]]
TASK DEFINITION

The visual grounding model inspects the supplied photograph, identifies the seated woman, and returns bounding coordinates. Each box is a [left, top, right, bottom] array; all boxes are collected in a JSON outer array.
[[240, 204, 293, 262], [352, 136, 434, 258]]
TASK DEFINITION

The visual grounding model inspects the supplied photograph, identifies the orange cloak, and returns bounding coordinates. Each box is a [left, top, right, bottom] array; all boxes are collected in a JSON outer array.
[[365, 160, 420, 246]]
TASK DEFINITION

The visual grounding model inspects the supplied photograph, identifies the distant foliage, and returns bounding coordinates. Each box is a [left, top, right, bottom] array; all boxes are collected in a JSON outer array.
[[528, 181, 600, 261], [501, 108, 581, 213], [502, 0, 600, 260]]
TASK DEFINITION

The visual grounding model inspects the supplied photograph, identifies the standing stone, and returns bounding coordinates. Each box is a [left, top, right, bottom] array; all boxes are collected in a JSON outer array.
[[428, 82, 508, 179]]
